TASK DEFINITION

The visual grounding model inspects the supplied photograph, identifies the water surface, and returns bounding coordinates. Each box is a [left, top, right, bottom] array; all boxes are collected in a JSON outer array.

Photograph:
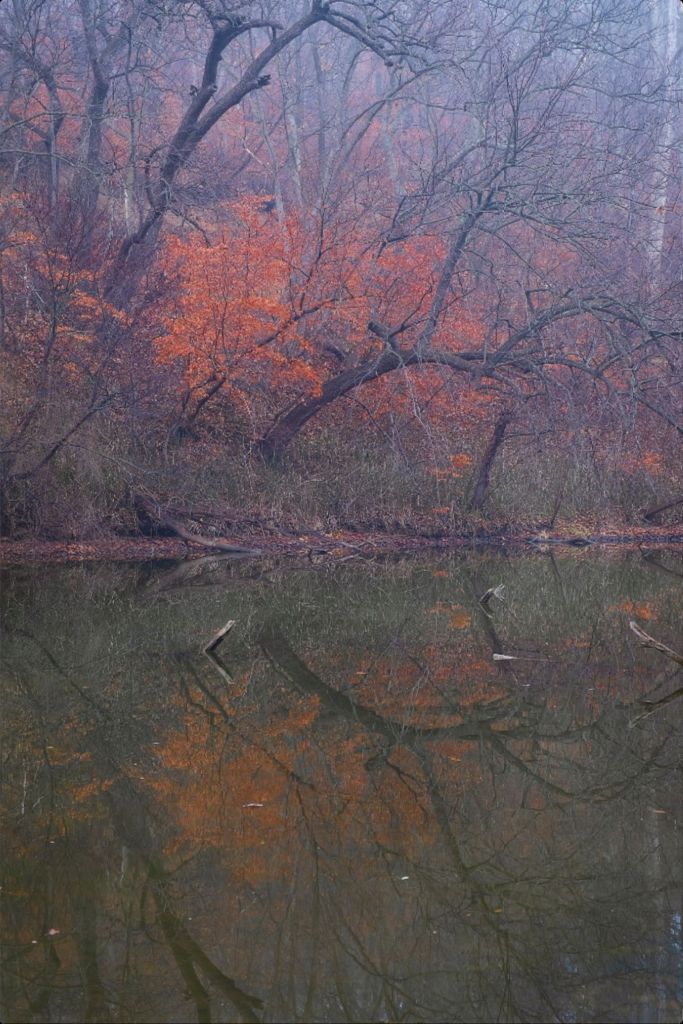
[[1, 549, 682, 1023]]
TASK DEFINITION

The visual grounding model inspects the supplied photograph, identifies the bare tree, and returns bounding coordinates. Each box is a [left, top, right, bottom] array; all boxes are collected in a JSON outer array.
[[255, 0, 680, 460]]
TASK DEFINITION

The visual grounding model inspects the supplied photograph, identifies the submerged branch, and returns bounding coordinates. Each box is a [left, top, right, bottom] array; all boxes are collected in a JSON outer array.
[[629, 620, 683, 668]]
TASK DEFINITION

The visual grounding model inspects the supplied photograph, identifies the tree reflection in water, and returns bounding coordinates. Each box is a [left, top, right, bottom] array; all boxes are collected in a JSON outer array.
[[1, 552, 682, 1023]]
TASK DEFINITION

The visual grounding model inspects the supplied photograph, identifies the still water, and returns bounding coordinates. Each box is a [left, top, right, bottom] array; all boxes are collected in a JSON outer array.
[[1, 549, 682, 1024]]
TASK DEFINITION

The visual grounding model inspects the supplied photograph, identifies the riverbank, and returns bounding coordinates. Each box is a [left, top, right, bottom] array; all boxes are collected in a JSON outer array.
[[2, 522, 683, 566]]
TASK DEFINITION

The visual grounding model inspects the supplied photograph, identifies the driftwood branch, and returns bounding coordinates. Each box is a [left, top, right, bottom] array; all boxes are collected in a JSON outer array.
[[492, 653, 551, 662], [629, 620, 683, 667]]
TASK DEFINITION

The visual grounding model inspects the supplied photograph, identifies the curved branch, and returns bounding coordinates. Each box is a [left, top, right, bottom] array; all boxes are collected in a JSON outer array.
[[111, 9, 324, 278], [256, 299, 591, 461]]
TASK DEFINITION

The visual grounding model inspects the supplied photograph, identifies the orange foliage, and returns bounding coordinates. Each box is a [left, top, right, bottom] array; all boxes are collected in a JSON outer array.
[[157, 200, 322, 398], [152, 192, 495, 441], [609, 600, 657, 621], [619, 451, 666, 476], [448, 607, 472, 630]]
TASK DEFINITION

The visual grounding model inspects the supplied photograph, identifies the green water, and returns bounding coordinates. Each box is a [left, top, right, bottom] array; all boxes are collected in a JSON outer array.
[[1, 549, 682, 1023]]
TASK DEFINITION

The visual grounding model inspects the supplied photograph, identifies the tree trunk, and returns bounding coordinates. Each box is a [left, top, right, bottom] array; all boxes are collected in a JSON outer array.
[[256, 349, 411, 460], [642, 494, 683, 522], [256, 302, 584, 463], [467, 410, 511, 511]]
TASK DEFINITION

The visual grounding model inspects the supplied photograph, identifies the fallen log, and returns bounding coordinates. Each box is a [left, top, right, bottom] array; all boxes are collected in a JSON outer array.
[[132, 493, 261, 554], [161, 515, 262, 555]]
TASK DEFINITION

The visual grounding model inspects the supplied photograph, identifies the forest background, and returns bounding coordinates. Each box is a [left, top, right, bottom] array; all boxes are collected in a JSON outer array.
[[1, 0, 682, 547]]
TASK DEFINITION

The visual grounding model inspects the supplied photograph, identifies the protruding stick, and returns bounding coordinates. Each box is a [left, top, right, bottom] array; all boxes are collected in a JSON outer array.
[[204, 619, 236, 654], [629, 620, 683, 667], [479, 584, 505, 617]]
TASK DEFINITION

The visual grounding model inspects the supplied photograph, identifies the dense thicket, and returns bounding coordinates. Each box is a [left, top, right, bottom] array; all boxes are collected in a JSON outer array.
[[1, 0, 681, 538]]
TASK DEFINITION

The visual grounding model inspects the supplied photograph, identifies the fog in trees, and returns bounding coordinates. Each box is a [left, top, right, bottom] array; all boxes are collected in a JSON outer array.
[[0, 0, 681, 538]]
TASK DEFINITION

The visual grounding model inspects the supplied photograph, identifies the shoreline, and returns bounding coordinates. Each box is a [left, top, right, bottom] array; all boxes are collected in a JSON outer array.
[[1, 525, 682, 566]]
